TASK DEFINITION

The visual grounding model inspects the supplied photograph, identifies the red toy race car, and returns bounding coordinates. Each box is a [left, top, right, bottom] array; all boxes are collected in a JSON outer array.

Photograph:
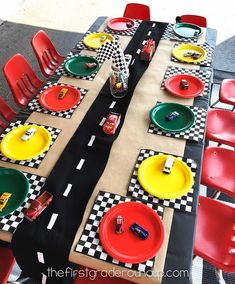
[[102, 112, 121, 135], [115, 215, 124, 234], [140, 38, 156, 62], [24, 191, 53, 221]]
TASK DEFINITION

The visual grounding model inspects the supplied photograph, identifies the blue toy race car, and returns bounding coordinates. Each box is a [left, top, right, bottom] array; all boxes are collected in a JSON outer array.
[[129, 222, 149, 240], [165, 111, 180, 121]]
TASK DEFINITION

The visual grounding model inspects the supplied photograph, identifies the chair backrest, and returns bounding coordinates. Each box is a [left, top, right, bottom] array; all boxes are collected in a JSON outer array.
[[123, 3, 150, 21], [194, 196, 235, 272], [180, 14, 207, 27], [0, 246, 15, 284], [0, 119, 7, 130], [31, 30, 65, 77], [2, 53, 44, 108], [0, 96, 16, 122]]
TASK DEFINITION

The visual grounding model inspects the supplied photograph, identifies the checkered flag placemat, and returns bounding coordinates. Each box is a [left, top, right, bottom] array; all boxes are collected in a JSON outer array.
[[161, 23, 199, 43], [55, 52, 99, 81], [148, 103, 207, 142], [0, 121, 61, 168], [75, 190, 164, 273], [127, 149, 197, 213], [0, 172, 46, 233], [104, 20, 141, 36], [171, 42, 214, 67], [76, 31, 119, 51], [161, 66, 212, 97], [28, 82, 88, 119]]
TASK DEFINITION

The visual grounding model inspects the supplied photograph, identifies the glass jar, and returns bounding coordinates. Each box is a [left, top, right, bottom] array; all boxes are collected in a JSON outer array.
[[109, 65, 129, 98]]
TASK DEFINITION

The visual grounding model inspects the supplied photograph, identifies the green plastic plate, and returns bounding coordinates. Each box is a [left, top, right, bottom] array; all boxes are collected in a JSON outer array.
[[173, 23, 202, 38], [64, 56, 99, 76], [150, 103, 195, 133], [0, 168, 29, 217]]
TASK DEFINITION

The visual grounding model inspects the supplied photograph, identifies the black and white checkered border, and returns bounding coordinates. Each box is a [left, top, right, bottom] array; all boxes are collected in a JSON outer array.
[[104, 20, 141, 36], [55, 52, 99, 81], [75, 190, 164, 273], [0, 121, 61, 168], [160, 66, 212, 97], [28, 81, 88, 119], [0, 172, 46, 233], [148, 103, 207, 142], [127, 149, 197, 213], [161, 23, 199, 43], [76, 31, 119, 51], [171, 42, 214, 67]]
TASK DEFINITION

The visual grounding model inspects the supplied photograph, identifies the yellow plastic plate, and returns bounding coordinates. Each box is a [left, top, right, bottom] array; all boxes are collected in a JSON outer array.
[[0, 125, 52, 160], [83, 32, 114, 49], [137, 155, 194, 199], [172, 44, 207, 63]]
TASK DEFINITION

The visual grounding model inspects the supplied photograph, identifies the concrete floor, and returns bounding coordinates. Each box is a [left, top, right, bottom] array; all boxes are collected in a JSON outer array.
[[0, 0, 235, 44]]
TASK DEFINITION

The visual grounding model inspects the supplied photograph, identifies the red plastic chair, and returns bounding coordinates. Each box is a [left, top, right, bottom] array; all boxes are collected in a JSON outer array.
[[206, 109, 235, 148], [2, 53, 44, 108], [123, 3, 150, 21], [211, 79, 235, 111], [194, 196, 235, 283], [0, 96, 16, 123], [31, 30, 65, 78], [74, 266, 134, 283], [0, 119, 7, 130], [0, 246, 15, 284], [201, 147, 235, 199], [180, 14, 207, 27]]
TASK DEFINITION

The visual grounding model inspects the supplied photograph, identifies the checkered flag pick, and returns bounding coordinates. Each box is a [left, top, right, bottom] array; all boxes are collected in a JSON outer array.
[[112, 47, 129, 75], [96, 40, 120, 64]]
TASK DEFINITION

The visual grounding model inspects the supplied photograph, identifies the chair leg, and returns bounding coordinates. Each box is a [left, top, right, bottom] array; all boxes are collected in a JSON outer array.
[[211, 190, 221, 199], [192, 255, 199, 263], [210, 99, 219, 108], [215, 268, 226, 284], [8, 277, 30, 283]]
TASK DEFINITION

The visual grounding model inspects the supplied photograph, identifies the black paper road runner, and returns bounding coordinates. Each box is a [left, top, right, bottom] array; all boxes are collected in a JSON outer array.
[[12, 21, 168, 283]]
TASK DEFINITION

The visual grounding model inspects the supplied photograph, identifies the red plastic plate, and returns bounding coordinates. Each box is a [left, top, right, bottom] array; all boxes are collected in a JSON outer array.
[[164, 74, 204, 98], [39, 85, 80, 112], [99, 202, 164, 263], [107, 17, 135, 31]]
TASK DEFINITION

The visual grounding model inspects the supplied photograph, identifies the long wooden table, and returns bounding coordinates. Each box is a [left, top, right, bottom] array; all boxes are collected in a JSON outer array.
[[0, 17, 216, 284]]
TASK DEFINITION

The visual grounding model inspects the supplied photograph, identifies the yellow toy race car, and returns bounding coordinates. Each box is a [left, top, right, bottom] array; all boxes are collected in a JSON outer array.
[[0, 192, 12, 212]]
